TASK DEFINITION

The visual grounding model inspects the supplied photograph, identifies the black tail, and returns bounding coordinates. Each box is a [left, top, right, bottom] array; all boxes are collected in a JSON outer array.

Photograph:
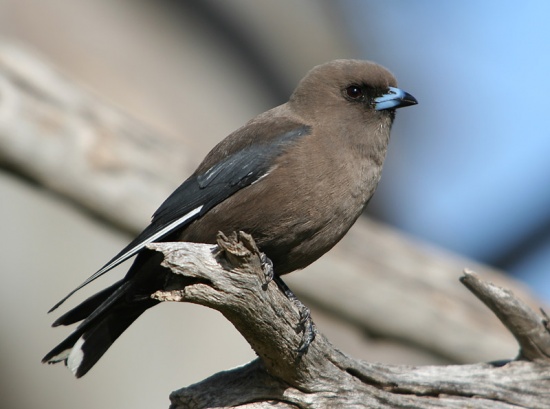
[[52, 279, 124, 327], [42, 280, 158, 377]]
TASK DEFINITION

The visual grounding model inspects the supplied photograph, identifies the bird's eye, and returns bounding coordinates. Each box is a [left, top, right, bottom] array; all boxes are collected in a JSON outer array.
[[345, 85, 364, 100]]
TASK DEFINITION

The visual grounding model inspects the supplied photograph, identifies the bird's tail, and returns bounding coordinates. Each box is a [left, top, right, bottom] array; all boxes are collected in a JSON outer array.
[[42, 279, 158, 378]]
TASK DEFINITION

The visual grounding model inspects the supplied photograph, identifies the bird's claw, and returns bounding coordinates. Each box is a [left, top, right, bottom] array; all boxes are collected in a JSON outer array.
[[296, 305, 316, 355], [260, 253, 274, 285], [274, 276, 316, 355]]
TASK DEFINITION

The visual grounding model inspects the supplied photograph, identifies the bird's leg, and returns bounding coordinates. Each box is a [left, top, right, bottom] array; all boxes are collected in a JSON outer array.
[[260, 253, 274, 285], [273, 276, 316, 354]]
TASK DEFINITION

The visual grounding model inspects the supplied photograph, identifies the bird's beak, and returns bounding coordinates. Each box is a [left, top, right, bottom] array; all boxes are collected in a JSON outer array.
[[374, 87, 418, 111]]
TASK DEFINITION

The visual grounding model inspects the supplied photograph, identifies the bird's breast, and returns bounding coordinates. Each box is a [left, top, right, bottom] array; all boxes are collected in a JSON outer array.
[[179, 134, 385, 275]]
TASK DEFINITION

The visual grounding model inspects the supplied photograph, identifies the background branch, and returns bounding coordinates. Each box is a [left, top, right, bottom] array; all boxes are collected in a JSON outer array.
[[3, 4, 549, 409], [0, 40, 542, 366]]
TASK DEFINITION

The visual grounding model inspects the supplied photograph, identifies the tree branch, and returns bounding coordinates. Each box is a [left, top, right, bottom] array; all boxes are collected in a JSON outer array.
[[461, 270, 550, 361], [148, 233, 550, 409], [0, 39, 193, 232]]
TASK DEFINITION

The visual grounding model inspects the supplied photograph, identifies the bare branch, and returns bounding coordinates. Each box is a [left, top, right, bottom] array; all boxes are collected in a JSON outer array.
[[148, 234, 550, 409], [461, 270, 550, 361]]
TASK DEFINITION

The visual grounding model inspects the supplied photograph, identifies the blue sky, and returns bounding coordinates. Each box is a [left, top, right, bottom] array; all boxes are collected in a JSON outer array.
[[340, 1, 550, 300]]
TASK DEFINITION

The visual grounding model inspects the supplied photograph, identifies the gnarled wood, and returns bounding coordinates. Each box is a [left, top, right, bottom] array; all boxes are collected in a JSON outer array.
[[461, 270, 550, 361], [148, 233, 550, 409]]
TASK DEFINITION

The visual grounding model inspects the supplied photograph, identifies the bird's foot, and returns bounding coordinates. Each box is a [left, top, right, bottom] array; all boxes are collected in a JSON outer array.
[[296, 303, 316, 354], [260, 253, 274, 285], [274, 276, 316, 355]]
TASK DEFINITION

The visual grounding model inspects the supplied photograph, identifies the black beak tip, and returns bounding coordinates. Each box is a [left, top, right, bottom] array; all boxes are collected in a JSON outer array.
[[401, 92, 418, 107]]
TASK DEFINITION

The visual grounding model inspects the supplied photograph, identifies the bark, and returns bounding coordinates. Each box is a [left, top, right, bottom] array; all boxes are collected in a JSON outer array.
[[148, 233, 550, 409]]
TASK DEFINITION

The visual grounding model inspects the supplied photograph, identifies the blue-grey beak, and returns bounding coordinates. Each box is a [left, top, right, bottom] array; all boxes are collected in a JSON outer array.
[[374, 86, 417, 111]]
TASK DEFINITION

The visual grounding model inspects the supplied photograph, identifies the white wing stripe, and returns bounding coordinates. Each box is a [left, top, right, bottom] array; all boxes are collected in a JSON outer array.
[[95, 205, 204, 277], [49, 205, 205, 313]]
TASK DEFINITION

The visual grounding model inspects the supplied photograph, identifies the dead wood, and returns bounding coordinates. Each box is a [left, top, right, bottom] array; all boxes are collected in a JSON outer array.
[[148, 233, 550, 409]]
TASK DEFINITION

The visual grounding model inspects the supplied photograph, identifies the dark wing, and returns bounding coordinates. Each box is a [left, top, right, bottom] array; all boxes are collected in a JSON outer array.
[[49, 125, 310, 312]]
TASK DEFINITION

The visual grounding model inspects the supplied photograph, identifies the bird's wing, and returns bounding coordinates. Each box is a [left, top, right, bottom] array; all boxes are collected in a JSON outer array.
[[49, 125, 310, 312]]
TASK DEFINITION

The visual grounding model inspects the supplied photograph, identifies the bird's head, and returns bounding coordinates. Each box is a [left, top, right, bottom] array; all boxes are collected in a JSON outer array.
[[289, 59, 417, 124]]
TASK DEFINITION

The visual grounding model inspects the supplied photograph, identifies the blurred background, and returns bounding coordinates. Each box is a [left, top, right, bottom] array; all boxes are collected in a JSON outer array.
[[1, 0, 549, 408]]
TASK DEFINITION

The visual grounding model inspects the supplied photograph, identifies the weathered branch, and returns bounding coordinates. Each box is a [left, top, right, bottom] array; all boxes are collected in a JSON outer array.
[[461, 270, 550, 361], [148, 233, 550, 409]]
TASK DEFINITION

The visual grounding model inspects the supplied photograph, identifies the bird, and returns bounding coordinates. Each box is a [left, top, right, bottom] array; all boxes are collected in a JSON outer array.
[[43, 59, 417, 377]]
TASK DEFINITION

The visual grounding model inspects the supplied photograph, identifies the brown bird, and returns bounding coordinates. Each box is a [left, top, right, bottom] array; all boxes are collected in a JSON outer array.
[[43, 59, 417, 377]]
